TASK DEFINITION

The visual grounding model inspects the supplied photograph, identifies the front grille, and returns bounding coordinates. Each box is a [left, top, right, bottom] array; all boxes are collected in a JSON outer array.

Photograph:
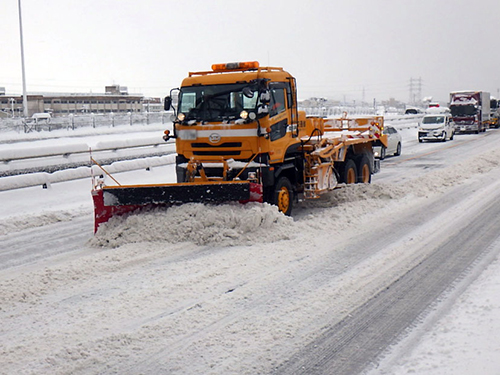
[[193, 151, 241, 156], [191, 142, 242, 148]]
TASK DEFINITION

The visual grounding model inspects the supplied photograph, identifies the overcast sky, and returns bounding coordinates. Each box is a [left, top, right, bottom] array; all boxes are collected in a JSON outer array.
[[1, 0, 499, 104]]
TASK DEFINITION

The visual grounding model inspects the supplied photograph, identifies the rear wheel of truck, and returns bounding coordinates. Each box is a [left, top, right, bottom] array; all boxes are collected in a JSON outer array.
[[273, 177, 293, 216], [341, 159, 357, 184], [357, 156, 372, 183]]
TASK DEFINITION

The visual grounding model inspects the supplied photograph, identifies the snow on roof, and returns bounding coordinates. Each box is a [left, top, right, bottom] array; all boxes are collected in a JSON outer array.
[[425, 107, 450, 114], [450, 95, 478, 105]]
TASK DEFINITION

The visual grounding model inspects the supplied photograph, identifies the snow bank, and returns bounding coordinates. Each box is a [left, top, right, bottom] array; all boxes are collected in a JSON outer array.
[[0, 210, 86, 236], [91, 145, 500, 250], [90, 202, 295, 247]]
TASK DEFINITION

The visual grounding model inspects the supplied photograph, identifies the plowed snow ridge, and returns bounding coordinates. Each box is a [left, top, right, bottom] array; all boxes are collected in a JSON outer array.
[[91, 147, 500, 248]]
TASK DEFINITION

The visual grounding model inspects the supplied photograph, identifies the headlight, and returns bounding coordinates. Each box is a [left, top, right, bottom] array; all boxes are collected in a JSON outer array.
[[177, 113, 186, 121], [240, 110, 248, 119]]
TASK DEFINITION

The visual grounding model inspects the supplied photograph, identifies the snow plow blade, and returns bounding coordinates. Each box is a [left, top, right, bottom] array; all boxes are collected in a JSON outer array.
[[92, 181, 263, 233]]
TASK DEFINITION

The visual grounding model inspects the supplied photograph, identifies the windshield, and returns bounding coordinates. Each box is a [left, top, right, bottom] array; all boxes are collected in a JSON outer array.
[[178, 83, 259, 122], [422, 116, 445, 124], [450, 104, 477, 117]]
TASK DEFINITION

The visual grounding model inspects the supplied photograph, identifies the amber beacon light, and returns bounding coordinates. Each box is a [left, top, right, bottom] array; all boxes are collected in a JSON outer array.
[[211, 61, 260, 72]]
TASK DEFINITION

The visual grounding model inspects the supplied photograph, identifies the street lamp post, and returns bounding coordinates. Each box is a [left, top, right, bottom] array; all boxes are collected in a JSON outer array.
[[9, 98, 15, 117], [18, 0, 29, 118]]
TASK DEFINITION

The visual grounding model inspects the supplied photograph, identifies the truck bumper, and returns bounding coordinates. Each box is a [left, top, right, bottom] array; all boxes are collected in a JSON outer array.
[[418, 130, 446, 140]]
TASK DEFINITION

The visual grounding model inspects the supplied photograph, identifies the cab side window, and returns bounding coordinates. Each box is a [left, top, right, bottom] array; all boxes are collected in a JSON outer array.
[[269, 86, 286, 117], [267, 82, 292, 141]]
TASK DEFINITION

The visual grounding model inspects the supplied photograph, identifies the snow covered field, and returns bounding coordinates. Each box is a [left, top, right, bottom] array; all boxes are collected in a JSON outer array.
[[1, 122, 500, 374]]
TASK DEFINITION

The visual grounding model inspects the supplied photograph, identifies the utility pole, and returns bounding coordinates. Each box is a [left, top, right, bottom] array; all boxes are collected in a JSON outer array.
[[18, 0, 28, 118]]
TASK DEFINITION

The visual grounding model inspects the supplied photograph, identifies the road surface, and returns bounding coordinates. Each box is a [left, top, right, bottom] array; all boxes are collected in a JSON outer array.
[[1, 127, 500, 374]]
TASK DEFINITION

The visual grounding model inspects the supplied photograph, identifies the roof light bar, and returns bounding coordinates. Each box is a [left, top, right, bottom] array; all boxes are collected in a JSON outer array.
[[211, 61, 259, 72]]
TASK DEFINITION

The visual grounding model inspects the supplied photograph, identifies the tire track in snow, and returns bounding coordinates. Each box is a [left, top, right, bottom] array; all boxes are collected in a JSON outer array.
[[275, 173, 500, 374]]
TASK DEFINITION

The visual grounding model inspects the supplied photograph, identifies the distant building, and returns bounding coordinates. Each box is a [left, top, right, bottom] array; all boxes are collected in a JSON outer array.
[[142, 97, 164, 112], [0, 85, 162, 117], [105, 84, 129, 95]]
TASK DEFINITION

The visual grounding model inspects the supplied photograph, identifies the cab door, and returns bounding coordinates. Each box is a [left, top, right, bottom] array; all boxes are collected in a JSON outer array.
[[266, 82, 293, 163]]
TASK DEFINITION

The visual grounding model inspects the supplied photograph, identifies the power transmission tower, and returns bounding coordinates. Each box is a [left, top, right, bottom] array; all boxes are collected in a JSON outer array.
[[409, 77, 422, 105]]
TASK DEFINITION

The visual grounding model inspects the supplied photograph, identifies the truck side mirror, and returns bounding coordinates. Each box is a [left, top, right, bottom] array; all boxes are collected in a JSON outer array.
[[259, 89, 271, 105], [258, 104, 269, 115], [164, 96, 172, 111]]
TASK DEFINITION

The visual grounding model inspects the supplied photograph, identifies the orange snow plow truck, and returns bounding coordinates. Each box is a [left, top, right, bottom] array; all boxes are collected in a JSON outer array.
[[92, 61, 387, 232]]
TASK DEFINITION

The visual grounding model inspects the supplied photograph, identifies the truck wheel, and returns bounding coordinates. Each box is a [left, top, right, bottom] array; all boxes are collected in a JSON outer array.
[[272, 177, 293, 215], [341, 159, 357, 184], [357, 156, 371, 183]]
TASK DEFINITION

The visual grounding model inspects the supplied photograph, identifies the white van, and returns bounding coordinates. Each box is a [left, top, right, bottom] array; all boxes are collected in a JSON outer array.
[[31, 113, 51, 123], [418, 113, 454, 142]]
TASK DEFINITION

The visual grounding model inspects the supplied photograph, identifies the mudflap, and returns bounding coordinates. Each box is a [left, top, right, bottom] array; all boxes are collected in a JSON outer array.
[[92, 181, 263, 233]]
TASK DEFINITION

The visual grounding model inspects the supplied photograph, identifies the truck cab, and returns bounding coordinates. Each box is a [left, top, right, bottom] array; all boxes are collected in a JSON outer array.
[[449, 91, 490, 134]]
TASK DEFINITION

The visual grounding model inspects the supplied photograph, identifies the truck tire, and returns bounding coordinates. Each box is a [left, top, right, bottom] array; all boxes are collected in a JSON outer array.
[[272, 177, 293, 215], [357, 156, 372, 183], [341, 159, 357, 184]]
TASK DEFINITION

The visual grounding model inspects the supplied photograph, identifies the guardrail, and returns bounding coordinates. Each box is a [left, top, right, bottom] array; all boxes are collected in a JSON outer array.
[[384, 114, 423, 129], [0, 153, 177, 191], [0, 139, 177, 190], [0, 138, 173, 162]]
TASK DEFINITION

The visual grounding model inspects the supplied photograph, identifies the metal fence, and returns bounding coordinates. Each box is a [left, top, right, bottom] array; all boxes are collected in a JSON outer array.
[[298, 106, 380, 117], [1, 107, 416, 134], [0, 112, 173, 134]]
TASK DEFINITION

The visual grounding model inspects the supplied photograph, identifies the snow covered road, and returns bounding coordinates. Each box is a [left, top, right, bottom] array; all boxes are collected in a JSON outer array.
[[1, 126, 500, 374]]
